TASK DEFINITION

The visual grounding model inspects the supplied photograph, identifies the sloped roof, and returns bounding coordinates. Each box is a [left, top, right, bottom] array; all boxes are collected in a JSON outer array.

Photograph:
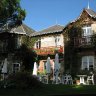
[[10, 23, 36, 36], [85, 8, 96, 18], [64, 8, 96, 29], [31, 24, 64, 36], [70, 8, 96, 24]]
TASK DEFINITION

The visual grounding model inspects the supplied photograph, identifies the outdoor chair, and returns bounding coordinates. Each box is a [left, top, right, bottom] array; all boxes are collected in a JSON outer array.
[[52, 75, 61, 84], [41, 75, 48, 84], [87, 74, 94, 85], [62, 74, 73, 85]]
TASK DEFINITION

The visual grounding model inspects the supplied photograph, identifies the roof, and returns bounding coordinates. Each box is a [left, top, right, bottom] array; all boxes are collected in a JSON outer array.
[[31, 24, 64, 36], [10, 23, 36, 36], [72, 8, 96, 23], [85, 8, 96, 18], [64, 8, 96, 29]]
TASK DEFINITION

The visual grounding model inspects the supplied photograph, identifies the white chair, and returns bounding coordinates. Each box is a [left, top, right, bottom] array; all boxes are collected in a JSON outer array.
[[87, 74, 94, 85], [62, 74, 73, 85], [67, 75, 73, 84], [62, 75, 67, 84], [42, 75, 48, 84]]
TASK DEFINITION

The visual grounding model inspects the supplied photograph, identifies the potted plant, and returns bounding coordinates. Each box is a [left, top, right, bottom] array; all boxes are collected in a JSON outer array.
[[74, 77, 80, 85]]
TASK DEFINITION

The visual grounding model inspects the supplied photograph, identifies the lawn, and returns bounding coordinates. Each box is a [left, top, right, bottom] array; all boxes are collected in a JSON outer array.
[[0, 84, 96, 96]]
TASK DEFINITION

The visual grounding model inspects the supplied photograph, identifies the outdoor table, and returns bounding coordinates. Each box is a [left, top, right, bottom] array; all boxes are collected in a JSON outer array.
[[77, 75, 87, 85]]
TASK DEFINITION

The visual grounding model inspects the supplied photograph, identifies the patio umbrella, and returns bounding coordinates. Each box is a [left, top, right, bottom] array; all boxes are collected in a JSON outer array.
[[46, 57, 51, 84], [46, 57, 51, 74], [1, 58, 8, 80], [53, 53, 60, 84], [32, 62, 38, 76], [1, 58, 8, 74]]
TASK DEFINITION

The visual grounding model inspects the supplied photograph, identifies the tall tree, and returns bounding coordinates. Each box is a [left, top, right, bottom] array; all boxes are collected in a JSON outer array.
[[0, 0, 26, 26]]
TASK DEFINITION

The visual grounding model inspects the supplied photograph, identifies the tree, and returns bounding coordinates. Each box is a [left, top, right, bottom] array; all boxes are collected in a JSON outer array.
[[0, 0, 26, 27], [14, 44, 38, 72]]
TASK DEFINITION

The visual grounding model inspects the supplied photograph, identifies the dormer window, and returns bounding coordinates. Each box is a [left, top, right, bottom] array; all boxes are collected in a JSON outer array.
[[82, 26, 93, 37]]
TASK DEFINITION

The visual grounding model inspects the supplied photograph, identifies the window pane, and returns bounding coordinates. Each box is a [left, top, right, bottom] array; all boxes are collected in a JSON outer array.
[[82, 56, 87, 70], [89, 56, 94, 70], [82, 56, 94, 70], [83, 29, 86, 36], [82, 27, 93, 36]]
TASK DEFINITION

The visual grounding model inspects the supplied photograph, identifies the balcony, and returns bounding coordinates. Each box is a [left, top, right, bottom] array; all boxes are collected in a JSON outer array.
[[34, 46, 64, 55], [74, 36, 94, 47]]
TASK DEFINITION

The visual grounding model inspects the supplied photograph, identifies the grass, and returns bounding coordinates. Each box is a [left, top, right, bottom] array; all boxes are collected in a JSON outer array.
[[0, 84, 96, 96], [38, 84, 96, 96]]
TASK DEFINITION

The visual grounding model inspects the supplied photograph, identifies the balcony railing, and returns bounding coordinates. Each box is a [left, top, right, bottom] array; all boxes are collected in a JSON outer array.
[[74, 36, 95, 47], [34, 46, 64, 55]]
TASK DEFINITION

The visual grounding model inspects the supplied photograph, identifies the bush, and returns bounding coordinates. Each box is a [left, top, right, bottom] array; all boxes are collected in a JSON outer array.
[[4, 72, 42, 89]]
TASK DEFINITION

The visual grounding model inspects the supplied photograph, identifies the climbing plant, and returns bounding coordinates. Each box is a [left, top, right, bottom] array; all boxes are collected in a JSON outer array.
[[64, 24, 83, 75], [22, 36, 38, 49]]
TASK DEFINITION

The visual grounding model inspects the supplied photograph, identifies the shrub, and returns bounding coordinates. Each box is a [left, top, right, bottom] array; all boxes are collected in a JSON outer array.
[[4, 72, 42, 89]]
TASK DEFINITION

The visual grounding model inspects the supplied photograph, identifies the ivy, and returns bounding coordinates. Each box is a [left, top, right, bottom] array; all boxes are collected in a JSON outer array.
[[22, 36, 38, 49], [64, 24, 83, 75]]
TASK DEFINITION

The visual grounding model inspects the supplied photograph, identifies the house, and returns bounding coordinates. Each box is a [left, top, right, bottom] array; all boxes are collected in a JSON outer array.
[[63, 7, 96, 75], [31, 24, 64, 74], [0, 23, 36, 75]]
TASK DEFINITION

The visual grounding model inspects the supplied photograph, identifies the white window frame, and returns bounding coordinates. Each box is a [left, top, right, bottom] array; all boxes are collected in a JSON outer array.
[[81, 56, 94, 70], [82, 26, 93, 37], [82, 26, 93, 44]]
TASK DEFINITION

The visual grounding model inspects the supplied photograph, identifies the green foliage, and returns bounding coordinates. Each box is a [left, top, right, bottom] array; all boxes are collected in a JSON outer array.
[[77, 70, 91, 75], [3, 72, 42, 88], [91, 34, 96, 49], [14, 36, 39, 72], [38, 69, 47, 75], [64, 25, 83, 74], [22, 36, 38, 49], [15, 44, 37, 72], [0, 0, 26, 25]]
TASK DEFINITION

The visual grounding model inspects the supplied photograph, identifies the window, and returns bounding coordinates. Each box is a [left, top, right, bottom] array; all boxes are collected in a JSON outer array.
[[14, 37, 21, 49], [0, 40, 8, 52], [82, 26, 93, 44], [82, 56, 94, 70], [36, 40, 41, 49], [82, 26, 93, 36], [55, 36, 60, 46], [13, 63, 20, 73]]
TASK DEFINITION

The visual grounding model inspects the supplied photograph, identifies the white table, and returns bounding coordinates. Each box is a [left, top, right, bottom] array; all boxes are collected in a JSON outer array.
[[77, 75, 87, 85]]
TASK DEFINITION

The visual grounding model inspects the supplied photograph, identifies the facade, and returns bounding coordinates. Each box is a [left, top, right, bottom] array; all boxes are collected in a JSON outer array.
[[0, 23, 35, 76], [63, 8, 96, 74], [31, 25, 64, 74], [1, 6, 96, 79]]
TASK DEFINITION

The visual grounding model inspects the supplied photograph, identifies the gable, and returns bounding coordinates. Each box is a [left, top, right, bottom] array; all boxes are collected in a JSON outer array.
[[64, 8, 96, 31], [76, 9, 96, 25]]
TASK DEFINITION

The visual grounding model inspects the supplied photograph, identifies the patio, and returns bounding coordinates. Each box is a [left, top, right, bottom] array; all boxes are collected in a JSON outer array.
[[32, 53, 95, 85]]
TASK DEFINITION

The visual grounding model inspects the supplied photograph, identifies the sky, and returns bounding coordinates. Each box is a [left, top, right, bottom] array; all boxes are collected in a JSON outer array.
[[20, 0, 96, 31]]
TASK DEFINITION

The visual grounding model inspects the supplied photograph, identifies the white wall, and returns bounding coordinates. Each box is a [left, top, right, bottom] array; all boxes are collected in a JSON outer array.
[[40, 34, 64, 48]]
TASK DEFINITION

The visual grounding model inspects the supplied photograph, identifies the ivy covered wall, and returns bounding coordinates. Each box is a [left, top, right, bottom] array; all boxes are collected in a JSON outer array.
[[63, 9, 96, 75]]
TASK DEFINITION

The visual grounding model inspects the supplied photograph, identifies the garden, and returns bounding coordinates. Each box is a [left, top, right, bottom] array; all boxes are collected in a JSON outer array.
[[0, 72, 96, 96]]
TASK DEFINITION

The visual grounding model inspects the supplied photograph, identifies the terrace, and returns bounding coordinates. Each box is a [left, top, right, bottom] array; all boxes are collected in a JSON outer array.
[[74, 36, 95, 47], [34, 46, 64, 55]]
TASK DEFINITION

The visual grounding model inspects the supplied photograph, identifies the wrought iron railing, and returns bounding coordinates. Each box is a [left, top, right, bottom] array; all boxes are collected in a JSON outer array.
[[74, 36, 95, 47]]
